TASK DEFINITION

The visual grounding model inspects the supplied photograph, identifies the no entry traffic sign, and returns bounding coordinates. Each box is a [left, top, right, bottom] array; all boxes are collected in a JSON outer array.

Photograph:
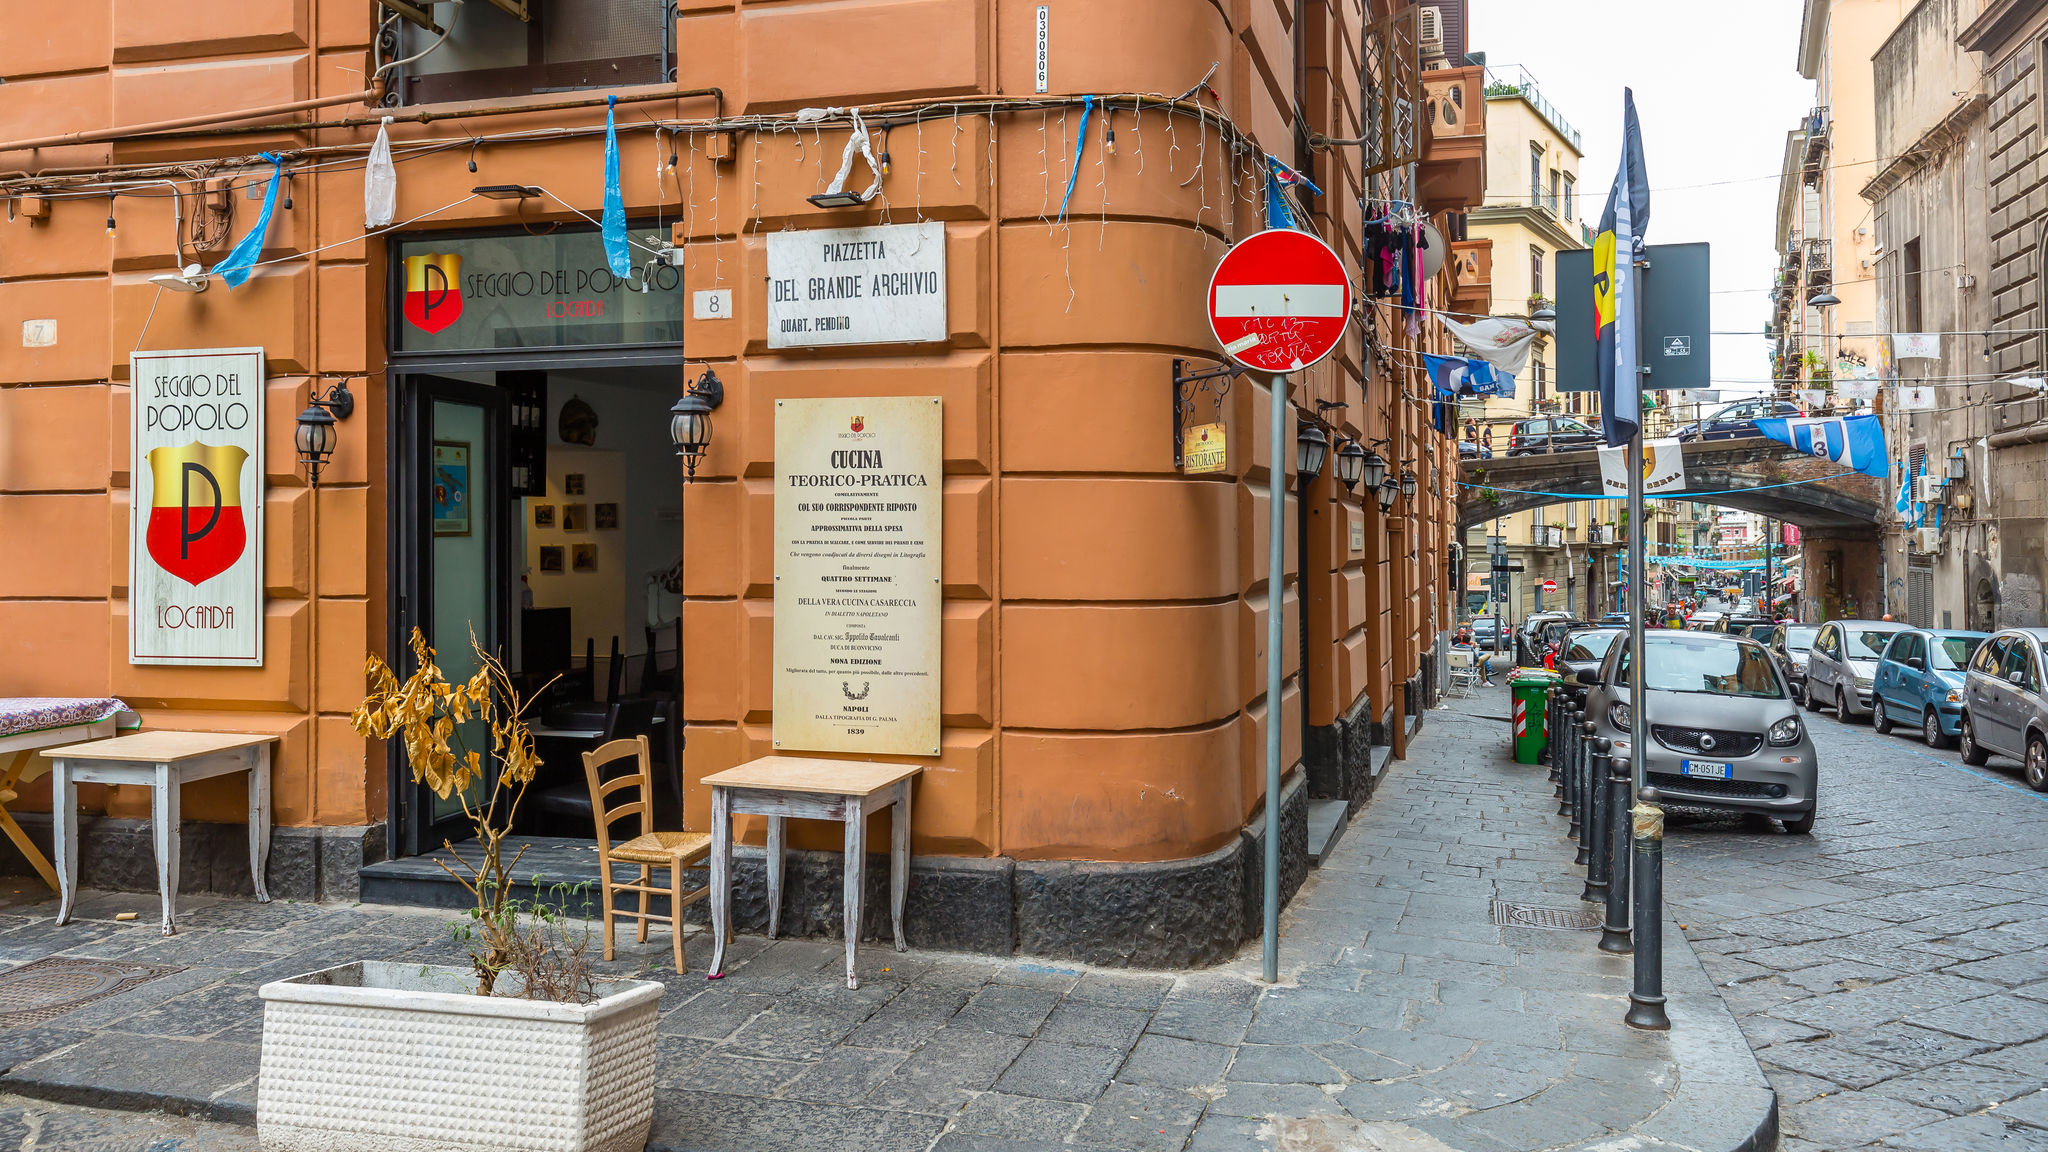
[[1543, 579, 1559, 593], [1206, 229, 1353, 374]]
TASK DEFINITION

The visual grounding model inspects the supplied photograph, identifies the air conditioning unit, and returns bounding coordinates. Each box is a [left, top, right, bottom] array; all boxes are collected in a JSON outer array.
[[1914, 526, 1941, 553], [1913, 474, 1941, 503], [1419, 5, 1445, 58]]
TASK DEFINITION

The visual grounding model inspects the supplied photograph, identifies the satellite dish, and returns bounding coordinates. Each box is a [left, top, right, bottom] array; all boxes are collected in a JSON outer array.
[[1420, 221, 1447, 280]]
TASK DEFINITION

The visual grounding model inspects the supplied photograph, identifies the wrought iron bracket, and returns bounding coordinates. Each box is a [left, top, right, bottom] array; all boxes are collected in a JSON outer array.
[[1172, 358, 1249, 469]]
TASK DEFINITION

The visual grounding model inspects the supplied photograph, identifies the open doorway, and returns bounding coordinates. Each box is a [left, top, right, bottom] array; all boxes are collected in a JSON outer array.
[[390, 363, 692, 859]]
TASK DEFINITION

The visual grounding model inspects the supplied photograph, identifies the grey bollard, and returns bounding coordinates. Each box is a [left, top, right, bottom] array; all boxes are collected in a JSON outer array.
[[1581, 732, 1610, 903], [1574, 718, 1595, 866], [1600, 742, 1633, 954], [1625, 803, 1671, 1030]]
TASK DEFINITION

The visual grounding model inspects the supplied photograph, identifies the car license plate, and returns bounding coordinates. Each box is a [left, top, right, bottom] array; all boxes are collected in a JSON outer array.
[[1682, 760, 1734, 780]]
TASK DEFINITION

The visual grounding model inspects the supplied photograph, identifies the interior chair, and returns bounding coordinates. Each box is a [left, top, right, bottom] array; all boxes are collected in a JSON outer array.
[[582, 735, 711, 973], [533, 697, 659, 832]]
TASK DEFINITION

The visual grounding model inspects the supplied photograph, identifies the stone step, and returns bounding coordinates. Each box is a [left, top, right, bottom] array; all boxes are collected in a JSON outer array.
[[1306, 799, 1349, 868]]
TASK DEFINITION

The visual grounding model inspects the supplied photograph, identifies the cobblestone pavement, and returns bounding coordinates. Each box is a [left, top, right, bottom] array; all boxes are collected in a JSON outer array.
[[1665, 693, 2048, 1150], [0, 694, 1767, 1152]]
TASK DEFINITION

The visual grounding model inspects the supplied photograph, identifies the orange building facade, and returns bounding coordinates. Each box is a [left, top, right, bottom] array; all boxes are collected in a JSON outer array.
[[0, 0, 1486, 964]]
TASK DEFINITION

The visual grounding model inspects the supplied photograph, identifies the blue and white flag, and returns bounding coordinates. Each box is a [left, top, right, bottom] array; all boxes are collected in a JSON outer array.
[[1754, 413, 1888, 478], [1422, 354, 1497, 396]]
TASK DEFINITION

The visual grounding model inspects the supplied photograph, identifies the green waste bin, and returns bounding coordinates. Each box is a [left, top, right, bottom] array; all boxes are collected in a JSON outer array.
[[1510, 669, 1560, 764]]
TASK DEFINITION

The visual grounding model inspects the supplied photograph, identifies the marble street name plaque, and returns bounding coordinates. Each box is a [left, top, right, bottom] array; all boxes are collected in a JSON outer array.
[[773, 396, 943, 755]]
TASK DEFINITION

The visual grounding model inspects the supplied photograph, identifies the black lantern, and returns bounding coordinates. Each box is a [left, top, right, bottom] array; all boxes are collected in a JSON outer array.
[[1296, 423, 1329, 478], [1400, 469, 1417, 501], [1376, 473, 1399, 512], [1334, 439, 1366, 491], [294, 380, 354, 485], [1360, 448, 1388, 493], [669, 369, 725, 480]]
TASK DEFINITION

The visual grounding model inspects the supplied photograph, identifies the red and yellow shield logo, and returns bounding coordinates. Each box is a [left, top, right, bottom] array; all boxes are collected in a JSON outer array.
[[144, 443, 249, 586], [403, 252, 464, 334]]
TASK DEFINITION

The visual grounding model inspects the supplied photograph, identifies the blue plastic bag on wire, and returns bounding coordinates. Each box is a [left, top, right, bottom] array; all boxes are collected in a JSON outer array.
[[210, 153, 284, 289], [602, 95, 631, 277]]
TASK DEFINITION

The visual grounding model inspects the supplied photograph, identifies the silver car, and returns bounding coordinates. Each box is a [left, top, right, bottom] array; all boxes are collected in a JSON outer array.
[[1959, 628, 2048, 791], [1578, 631, 1817, 833], [1804, 619, 1907, 722]]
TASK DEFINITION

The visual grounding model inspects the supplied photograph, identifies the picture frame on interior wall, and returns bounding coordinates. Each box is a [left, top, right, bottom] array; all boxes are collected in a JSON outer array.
[[595, 503, 618, 530], [432, 441, 471, 537], [564, 473, 586, 495], [572, 544, 597, 572], [563, 504, 588, 531], [538, 546, 564, 573], [532, 504, 555, 529]]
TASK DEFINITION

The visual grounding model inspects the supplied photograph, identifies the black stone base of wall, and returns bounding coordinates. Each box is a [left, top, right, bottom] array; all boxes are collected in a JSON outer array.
[[0, 815, 383, 904], [1306, 693, 1380, 810]]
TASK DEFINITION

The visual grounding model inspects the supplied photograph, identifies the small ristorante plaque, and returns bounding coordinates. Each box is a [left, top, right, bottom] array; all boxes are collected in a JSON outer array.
[[772, 397, 943, 756]]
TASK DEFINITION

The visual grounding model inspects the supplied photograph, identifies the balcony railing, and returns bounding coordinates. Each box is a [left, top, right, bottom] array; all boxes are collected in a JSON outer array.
[[1802, 107, 1830, 183], [1805, 238, 1833, 286], [1483, 65, 1583, 151]]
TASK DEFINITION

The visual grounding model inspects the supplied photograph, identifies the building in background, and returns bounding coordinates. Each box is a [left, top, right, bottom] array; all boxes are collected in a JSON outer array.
[[0, 0, 1485, 965], [1459, 63, 1616, 621]]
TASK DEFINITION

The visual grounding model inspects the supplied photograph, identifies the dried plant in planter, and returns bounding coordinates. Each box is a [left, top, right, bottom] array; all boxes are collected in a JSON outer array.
[[350, 628, 593, 1001]]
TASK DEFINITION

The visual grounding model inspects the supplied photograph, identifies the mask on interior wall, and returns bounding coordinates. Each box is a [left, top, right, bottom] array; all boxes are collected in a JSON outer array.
[[558, 396, 599, 446]]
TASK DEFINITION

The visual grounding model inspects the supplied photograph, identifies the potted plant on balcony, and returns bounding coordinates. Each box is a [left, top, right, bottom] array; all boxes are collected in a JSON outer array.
[[255, 629, 662, 1152]]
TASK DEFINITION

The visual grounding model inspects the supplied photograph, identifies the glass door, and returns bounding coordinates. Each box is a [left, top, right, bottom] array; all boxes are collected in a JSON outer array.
[[396, 375, 511, 856]]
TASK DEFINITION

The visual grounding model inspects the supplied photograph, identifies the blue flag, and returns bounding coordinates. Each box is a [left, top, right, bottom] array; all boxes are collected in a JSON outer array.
[[1754, 413, 1889, 478], [602, 95, 631, 278], [1593, 91, 1650, 448], [211, 153, 284, 289], [1422, 354, 1498, 396]]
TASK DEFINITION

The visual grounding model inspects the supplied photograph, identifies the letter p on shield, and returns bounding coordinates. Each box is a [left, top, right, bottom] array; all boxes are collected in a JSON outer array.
[[144, 443, 249, 585]]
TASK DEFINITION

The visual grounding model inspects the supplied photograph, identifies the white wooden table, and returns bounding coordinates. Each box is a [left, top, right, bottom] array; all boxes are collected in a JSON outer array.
[[701, 756, 921, 989], [45, 731, 277, 936]]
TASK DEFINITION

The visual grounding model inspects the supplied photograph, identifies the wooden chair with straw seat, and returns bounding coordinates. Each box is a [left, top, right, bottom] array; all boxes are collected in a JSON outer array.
[[581, 735, 712, 973]]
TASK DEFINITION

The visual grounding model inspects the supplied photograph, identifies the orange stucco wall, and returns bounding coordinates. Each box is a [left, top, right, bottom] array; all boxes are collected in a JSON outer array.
[[0, 0, 1469, 868]]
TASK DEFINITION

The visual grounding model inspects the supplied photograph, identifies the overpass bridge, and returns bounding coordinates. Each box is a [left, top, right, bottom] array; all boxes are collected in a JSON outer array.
[[1456, 437, 1884, 537]]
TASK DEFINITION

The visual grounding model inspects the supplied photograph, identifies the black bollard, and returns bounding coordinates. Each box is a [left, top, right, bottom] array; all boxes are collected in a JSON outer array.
[[1581, 735, 1609, 903], [1600, 742, 1633, 953], [1574, 721, 1594, 866], [1625, 803, 1671, 1030], [1546, 688, 1562, 781], [1565, 737, 1582, 841]]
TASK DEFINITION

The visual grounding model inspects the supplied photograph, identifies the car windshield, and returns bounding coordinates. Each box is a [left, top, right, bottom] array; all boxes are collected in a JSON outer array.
[[1932, 637, 1982, 670], [1620, 637, 1783, 697], [1846, 629, 1900, 659], [1741, 623, 1775, 640], [1783, 627, 1817, 651], [1564, 632, 1619, 662]]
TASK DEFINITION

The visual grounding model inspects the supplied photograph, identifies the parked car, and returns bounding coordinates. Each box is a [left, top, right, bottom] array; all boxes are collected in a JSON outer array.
[[1516, 610, 1573, 664], [1579, 631, 1815, 832], [1959, 628, 2048, 790], [1687, 610, 1725, 632], [1676, 398, 1807, 442], [1507, 416, 1602, 456], [1599, 612, 1630, 626], [1458, 440, 1493, 460], [1557, 628, 1622, 685], [1766, 623, 1820, 702], [1872, 629, 1988, 749], [1715, 613, 1776, 637], [1804, 619, 1908, 722], [1470, 615, 1501, 650], [1538, 619, 1592, 667]]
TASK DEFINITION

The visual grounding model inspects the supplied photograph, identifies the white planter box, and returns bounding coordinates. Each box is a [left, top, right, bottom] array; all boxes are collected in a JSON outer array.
[[257, 961, 662, 1152]]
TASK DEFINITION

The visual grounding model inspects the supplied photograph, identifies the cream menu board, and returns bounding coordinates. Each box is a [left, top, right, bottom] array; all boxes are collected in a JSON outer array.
[[773, 397, 943, 756]]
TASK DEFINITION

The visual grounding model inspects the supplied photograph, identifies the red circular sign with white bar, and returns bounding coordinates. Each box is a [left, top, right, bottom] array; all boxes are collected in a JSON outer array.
[[1205, 229, 1353, 374], [1543, 580, 1559, 593]]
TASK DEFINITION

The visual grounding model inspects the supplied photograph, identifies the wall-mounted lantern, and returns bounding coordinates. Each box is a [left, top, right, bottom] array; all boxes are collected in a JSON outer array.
[[669, 368, 725, 481], [295, 380, 355, 486]]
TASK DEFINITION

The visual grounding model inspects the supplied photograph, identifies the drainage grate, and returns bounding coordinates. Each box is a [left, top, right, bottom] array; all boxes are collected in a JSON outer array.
[[0, 956, 182, 1027], [1491, 901, 1602, 931]]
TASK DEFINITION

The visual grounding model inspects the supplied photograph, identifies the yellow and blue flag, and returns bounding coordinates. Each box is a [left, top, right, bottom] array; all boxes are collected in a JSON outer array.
[[1594, 91, 1650, 447]]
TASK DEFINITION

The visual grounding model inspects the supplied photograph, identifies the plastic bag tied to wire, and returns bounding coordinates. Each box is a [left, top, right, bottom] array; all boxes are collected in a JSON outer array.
[[602, 95, 631, 277], [210, 153, 284, 289], [365, 117, 397, 229]]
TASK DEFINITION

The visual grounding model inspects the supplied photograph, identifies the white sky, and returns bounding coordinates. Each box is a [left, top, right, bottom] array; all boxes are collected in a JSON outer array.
[[1468, 0, 1814, 397]]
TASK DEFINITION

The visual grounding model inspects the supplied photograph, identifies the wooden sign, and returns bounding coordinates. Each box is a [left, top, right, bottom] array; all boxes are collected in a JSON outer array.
[[130, 348, 265, 665], [773, 397, 943, 756]]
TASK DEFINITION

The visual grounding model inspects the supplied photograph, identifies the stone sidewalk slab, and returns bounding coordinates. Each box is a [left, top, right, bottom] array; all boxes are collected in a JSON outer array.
[[0, 682, 1773, 1150]]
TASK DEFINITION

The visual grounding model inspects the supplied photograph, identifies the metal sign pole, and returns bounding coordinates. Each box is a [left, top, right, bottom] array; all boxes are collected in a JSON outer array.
[[1626, 257, 1670, 1031], [1264, 372, 1286, 985]]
